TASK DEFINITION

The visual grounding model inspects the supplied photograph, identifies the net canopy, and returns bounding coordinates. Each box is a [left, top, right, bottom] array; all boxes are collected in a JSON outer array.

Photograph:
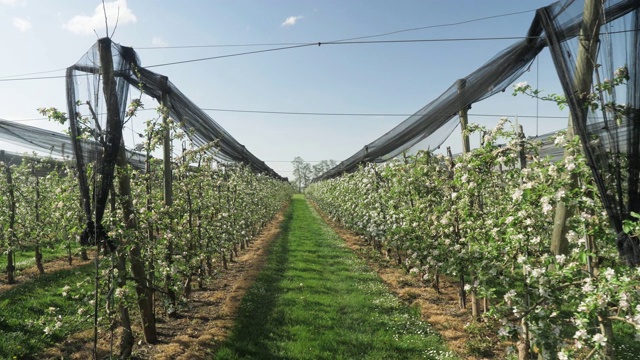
[[65, 39, 284, 181], [64, 38, 285, 249], [315, 0, 639, 181], [0, 118, 146, 170], [539, 0, 640, 265]]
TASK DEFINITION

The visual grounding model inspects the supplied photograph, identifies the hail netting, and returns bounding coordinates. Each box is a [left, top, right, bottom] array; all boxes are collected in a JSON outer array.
[[66, 38, 286, 248], [0, 118, 146, 170], [315, 0, 640, 182], [539, 0, 640, 266], [123, 68, 285, 180], [66, 38, 134, 250]]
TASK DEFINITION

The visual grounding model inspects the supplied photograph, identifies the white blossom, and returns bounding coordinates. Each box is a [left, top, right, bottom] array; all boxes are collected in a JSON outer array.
[[512, 188, 524, 202], [602, 267, 615, 281], [514, 81, 529, 91], [592, 333, 607, 347]]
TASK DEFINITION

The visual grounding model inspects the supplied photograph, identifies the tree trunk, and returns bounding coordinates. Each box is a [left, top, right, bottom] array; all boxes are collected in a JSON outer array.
[[35, 246, 45, 275], [116, 251, 134, 359], [6, 164, 16, 284]]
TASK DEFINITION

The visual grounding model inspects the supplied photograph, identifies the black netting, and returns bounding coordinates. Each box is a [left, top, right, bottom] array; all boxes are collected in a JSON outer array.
[[539, 0, 640, 266], [316, 0, 640, 181], [67, 38, 133, 250], [0, 119, 146, 170], [64, 38, 284, 250]]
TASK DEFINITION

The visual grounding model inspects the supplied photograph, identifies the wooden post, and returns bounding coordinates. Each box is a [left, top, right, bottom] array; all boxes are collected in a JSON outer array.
[[159, 80, 177, 315], [161, 84, 172, 207], [4, 154, 16, 285], [457, 79, 471, 154], [99, 37, 157, 344], [550, 0, 602, 258]]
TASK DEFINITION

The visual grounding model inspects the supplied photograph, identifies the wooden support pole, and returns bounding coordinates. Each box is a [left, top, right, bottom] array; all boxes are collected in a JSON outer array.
[[161, 79, 172, 208], [99, 37, 157, 344], [550, 0, 601, 258], [159, 76, 177, 316], [457, 79, 471, 154]]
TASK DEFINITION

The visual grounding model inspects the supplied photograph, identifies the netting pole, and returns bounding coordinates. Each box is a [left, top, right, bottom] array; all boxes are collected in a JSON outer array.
[[457, 79, 471, 154], [550, 0, 602, 259], [3, 152, 16, 285], [160, 78, 177, 316]]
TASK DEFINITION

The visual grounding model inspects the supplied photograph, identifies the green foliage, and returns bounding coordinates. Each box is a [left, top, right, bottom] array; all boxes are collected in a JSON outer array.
[[307, 119, 640, 358]]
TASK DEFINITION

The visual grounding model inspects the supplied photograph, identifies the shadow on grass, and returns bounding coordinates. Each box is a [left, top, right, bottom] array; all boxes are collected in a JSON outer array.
[[213, 199, 295, 360], [0, 264, 94, 359]]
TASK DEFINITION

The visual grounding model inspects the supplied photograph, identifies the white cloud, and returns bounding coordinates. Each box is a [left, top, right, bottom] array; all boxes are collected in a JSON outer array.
[[152, 37, 167, 47], [12, 17, 31, 32], [281, 15, 303, 27], [64, 0, 137, 36]]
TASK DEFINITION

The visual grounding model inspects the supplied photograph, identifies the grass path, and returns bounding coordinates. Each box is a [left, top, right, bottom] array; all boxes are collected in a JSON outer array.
[[214, 195, 456, 360]]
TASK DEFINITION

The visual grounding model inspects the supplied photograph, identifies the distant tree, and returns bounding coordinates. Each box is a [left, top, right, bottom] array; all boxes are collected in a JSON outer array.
[[312, 159, 337, 179], [292, 156, 312, 192]]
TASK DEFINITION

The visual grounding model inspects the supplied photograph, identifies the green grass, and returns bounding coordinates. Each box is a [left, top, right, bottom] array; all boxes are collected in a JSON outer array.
[[0, 243, 81, 272], [0, 263, 94, 359], [213, 195, 456, 360]]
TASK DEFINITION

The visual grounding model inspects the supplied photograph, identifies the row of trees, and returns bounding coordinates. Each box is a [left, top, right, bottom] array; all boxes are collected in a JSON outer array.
[[307, 120, 640, 359], [1, 147, 292, 358]]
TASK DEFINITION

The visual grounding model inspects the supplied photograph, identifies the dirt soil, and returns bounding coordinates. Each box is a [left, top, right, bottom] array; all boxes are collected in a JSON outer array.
[[40, 207, 286, 360]]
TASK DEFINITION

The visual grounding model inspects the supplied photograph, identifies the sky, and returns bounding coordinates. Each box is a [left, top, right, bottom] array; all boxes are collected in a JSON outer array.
[[0, 0, 569, 179]]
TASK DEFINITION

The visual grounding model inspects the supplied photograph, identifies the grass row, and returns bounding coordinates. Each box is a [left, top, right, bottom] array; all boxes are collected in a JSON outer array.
[[214, 195, 456, 360], [0, 243, 82, 273], [0, 263, 95, 359]]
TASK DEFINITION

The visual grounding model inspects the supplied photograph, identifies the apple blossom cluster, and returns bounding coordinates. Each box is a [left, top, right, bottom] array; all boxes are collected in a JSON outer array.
[[307, 121, 640, 358]]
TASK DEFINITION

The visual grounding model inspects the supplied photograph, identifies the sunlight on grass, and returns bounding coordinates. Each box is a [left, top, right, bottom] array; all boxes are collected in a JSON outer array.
[[0, 264, 94, 358], [213, 195, 457, 359]]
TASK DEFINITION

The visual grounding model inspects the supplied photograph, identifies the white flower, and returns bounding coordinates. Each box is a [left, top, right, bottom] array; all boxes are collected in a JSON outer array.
[[564, 156, 576, 171], [620, 292, 630, 311], [44, 326, 52, 335], [512, 188, 524, 202], [602, 267, 615, 281], [531, 267, 545, 278], [504, 289, 517, 302], [592, 333, 607, 347], [555, 254, 566, 265], [464, 284, 472, 291], [554, 134, 567, 146], [558, 351, 569, 360], [514, 81, 529, 91], [115, 287, 127, 298]]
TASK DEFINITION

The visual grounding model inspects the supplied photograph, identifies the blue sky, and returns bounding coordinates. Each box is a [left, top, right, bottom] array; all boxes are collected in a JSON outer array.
[[0, 0, 567, 178]]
